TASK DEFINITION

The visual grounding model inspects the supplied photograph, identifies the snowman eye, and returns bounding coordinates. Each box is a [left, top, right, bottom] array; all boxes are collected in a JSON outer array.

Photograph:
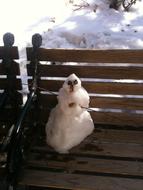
[[74, 80, 78, 85], [67, 81, 72, 85]]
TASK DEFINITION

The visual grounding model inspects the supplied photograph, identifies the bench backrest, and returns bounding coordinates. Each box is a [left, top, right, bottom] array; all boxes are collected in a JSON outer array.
[[26, 36, 143, 127], [0, 33, 22, 124]]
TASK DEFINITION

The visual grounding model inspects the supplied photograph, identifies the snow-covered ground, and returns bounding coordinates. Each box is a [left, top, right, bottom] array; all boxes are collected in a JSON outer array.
[[42, 0, 143, 50], [0, 0, 143, 54], [0, 0, 142, 91], [0, 0, 142, 104]]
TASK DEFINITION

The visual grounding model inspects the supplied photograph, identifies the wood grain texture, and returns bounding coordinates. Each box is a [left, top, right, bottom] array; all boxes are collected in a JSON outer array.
[[26, 48, 143, 63], [28, 79, 143, 95], [91, 111, 143, 127], [90, 96, 143, 110], [31, 107, 143, 127], [22, 128, 143, 189], [30, 128, 143, 146], [35, 94, 143, 111], [27, 64, 143, 80], [19, 169, 143, 190], [32, 137, 143, 159], [94, 129, 143, 144], [0, 46, 19, 59], [27, 154, 143, 177], [27, 129, 143, 176], [0, 78, 22, 90], [75, 140, 143, 159], [0, 61, 20, 75]]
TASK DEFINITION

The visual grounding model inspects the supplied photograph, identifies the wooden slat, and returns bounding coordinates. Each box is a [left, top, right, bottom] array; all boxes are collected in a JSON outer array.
[[0, 92, 23, 105], [94, 129, 143, 144], [32, 124, 143, 158], [27, 64, 143, 80], [0, 78, 22, 90], [33, 107, 143, 127], [0, 46, 19, 59], [26, 48, 143, 63], [75, 141, 143, 159], [33, 138, 143, 159], [37, 94, 57, 108], [27, 154, 143, 177], [27, 128, 143, 174], [0, 61, 20, 75], [32, 129, 143, 147], [36, 94, 143, 111], [29, 128, 143, 147], [20, 169, 143, 190], [90, 96, 143, 110], [28, 79, 143, 95], [91, 111, 143, 127]]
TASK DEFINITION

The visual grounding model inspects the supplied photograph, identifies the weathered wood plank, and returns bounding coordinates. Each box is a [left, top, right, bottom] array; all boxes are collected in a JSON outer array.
[[36, 94, 143, 111], [28, 79, 143, 95], [90, 96, 143, 110], [19, 169, 143, 190], [27, 64, 143, 80], [27, 106, 143, 127], [0, 46, 19, 59], [94, 129, 143, 144], [27, 154, 143, 177], [0, 92, 23, 105], [29, 128, 143, 147], [33, 138, 143, 159], [73, 140, 143, 159], [0, 78, 22, 90], [91, 111, 143, 127], [26, 48, 143, 63], [31, 129, 143, 159], [0, 61, 20, 75]]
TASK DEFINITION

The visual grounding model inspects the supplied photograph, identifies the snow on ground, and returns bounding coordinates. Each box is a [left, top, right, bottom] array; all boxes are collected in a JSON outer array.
[[0, 0, 142, 97], [0, 0, 143, 53], [0, 0, 143, 86], [42, 0, 143, 49], [0, 0, 142, 88]]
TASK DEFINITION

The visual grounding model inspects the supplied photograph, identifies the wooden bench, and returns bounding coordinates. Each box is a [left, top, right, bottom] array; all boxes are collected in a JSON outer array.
[[0, 33, 22, 187], [17, 34, 143, 190]]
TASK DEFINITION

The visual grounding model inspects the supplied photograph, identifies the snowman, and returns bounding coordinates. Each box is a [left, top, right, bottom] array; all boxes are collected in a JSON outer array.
[[45, 73, 94, 153]]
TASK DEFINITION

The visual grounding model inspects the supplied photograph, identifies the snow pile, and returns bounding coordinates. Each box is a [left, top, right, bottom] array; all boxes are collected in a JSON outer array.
[[0, 0, 143, 53], [42, 0, 143, 49], [0, 0, 142, 94]]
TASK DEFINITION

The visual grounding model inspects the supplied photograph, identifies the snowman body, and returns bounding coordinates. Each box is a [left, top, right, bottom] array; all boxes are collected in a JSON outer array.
[[45, 74, 94, 153]]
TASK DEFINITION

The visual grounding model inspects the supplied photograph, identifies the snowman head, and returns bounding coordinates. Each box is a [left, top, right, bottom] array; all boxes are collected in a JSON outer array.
[[63, 73, 81, 93]]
